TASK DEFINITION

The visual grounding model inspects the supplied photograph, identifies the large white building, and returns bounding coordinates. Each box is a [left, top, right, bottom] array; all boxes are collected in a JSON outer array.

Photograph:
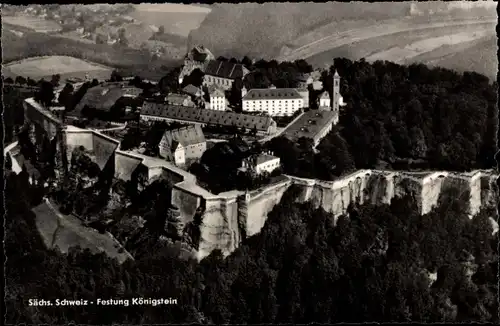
[[239, 151, 281, 175], [205, 85, 228, 111], [158, 124, 207, 167], [241, 85, 306, 117]]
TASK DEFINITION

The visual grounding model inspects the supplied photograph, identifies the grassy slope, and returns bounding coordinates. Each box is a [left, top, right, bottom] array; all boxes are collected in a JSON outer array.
[[427, 35, 498, 81], [188, 3, 411, 59], [305, 24, 497, 80], [129, 6, 209, 37], [188, 2, 496, 79]]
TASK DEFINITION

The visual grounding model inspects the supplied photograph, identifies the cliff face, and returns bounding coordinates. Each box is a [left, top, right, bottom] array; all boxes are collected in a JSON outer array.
[[175, 169, 497, 260]]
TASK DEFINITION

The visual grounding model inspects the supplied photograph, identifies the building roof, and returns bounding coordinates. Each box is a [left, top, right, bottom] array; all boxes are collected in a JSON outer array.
[[182, 84, 202, 96], [166, 93, 192, 106], [204, 60, 249, 80], [160, 124, 206, 150], [295, 73, 311, 82], [75, 84, 142, 113], [255, 153, 279, 165], [320, 91, 330, 99], [141, 101, 275, 132], [186, 45, 215, 62], [282, 110, 337, 143], [243, 88, 303, 101], [207, 84, 225, 97]]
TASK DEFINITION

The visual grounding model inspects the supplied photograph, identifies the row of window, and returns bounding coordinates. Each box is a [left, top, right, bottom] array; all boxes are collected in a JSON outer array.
[[258, 161, 280, 171], [206, 76, 233, 86], [244, 99, 303, 104]]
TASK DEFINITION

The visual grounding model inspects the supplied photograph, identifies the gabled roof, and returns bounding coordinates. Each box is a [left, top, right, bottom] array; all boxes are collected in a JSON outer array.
[[204, 60, 249, 80], [160, 124, 206, 150], [75, 84, 142, 112], [141, 102, 275, 132], [207, 84, 225, 97], [182, 84, 202, 96], [320, 91, 330, 99], [166, 93, 191, 106], [243, 88, 303, 101]]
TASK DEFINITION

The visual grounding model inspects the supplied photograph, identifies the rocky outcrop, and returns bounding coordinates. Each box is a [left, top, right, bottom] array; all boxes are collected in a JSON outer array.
[[170, 169, 497, 260]]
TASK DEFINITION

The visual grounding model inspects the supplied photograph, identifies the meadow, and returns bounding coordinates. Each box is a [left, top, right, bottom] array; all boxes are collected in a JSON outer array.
[[3, 56, 114, 81], [304, 22, 497, 80], [3, 15, 62, 33], [130, 3, 210, 37], [2, 26, 180, 80]]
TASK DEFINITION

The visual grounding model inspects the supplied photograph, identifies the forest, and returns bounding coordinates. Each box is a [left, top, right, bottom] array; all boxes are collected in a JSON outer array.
[[5, 168, 498, 324], [257, 58, 497, 180]]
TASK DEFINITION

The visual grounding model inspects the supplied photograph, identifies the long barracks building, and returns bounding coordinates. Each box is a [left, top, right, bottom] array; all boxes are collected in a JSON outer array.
[[140, 101, 277, 136]]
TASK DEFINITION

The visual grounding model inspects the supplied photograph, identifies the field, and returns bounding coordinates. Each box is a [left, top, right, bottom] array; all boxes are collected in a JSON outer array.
[[302, 21, 497, 80], [3, 14, 62, 33], [3, 56, 114, 81], [130, 4, 211, 37], [2, 26, 180, 80], [426, 36, 498, 81]]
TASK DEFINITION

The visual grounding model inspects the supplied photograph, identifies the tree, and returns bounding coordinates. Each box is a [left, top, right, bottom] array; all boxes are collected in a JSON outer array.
[[182, 68, 204, 88], [110, 70, 123, 82], [241, 56, 253, 68], [96, 33, 108, 44], [228, 77, 243, 110], [34, 81, 55, 107], [15, 76, 27, 85], [158, 25, 165, 34], [81, 105, 97, 120], [5, 77, 14, 84], [50, 74, 61, 87], [58, 83, 74, 109]]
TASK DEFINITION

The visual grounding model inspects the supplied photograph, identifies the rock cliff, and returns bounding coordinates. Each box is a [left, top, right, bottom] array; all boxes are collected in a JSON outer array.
[[173, 169, 497, 260]]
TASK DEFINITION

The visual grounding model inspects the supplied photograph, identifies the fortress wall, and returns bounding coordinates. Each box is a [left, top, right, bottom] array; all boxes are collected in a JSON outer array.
[[480, 172, 499, 208], [246, 178, 292, 237], [197, 196, 240, 260], [172, 185, 203, 226], [23, 99, 62, 139], [469, 172, 482, 217], [421, 172, 449, 215], [114, 151, 143, 181], [65, 130, 94, 162], [91, 132, 120, 171]]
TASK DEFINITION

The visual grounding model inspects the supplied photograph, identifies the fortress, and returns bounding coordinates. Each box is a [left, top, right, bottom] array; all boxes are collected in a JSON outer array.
[[15, 97, 499, 261]]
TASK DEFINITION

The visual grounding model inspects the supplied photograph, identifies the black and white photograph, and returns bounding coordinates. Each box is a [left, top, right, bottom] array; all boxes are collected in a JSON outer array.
[[3, 1, 499, 324]]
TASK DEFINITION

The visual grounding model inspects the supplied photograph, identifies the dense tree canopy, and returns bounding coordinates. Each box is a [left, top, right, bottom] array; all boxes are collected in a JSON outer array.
[[332, 58, 496, 171], [5, 168, 498, 324], [260, 59, 496, 179]]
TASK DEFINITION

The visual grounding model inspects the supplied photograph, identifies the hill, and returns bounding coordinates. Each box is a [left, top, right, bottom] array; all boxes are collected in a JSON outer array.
[[2, 25, 180, 80], [304, 23, 497, 80], [188, 2, 411, 59], [130, 3, 210, 37], [188, 2, 497, 79]]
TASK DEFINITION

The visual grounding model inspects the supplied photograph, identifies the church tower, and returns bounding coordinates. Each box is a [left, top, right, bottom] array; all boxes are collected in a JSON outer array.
[[332, 70, 340, 112]]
